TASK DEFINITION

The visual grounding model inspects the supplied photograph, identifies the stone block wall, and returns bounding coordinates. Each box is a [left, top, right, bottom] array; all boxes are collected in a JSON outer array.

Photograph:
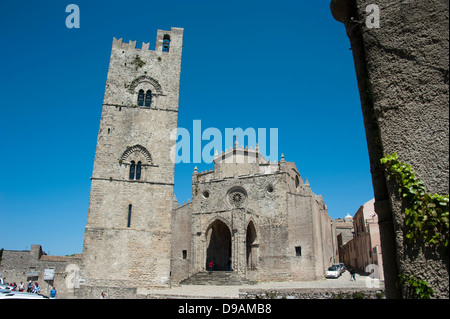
[[330, 0, 448, 298], [79, 28, 184, 296], [171, 202, 193, 284], [0, 245, 82, 299]]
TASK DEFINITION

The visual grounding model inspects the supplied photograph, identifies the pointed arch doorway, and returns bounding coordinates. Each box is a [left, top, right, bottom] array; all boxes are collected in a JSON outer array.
[[205, 220, 232, 271], [246, 221, 258, 270]]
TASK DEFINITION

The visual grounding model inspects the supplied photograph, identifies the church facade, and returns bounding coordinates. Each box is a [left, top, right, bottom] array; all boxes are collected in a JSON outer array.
[[171, 144, 337, 284], [77, 28, 337, 298]]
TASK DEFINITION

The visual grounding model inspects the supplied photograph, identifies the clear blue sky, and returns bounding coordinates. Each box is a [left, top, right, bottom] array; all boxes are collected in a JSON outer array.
[[0, 0, 374, 256]]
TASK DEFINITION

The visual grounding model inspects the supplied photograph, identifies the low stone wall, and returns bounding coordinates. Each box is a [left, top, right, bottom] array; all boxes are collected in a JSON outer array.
[[75, 285, 138, 299], [239, 287, 385, 299]]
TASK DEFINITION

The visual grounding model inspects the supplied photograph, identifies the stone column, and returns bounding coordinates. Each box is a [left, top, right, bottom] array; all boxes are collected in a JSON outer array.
[[330, 0, 449, 298]]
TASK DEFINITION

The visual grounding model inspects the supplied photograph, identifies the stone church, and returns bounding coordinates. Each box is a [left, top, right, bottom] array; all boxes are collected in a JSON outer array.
[[171, 144, 337, 285], [77, 27, 337, 298]]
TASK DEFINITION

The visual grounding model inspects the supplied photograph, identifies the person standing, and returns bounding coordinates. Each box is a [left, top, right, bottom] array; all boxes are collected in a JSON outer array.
[[208, 260, 214, 274], [27, 281, 33, 293], [32, 282, 40, 294], [50, 286, 57, 299], [349, 268, 356, 281]]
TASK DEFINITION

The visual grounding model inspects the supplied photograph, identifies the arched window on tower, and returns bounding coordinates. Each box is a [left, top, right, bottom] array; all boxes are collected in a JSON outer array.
[[162, 35, 170, 52], [144, 90, 152, 107], [136, 161, 142, 180], [121, 145, 152, 182], [137, 89, 145, 106], [129, 161, 136, 180]]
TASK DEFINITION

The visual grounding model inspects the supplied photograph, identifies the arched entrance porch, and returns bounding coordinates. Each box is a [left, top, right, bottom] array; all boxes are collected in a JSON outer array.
[[205, 219, 232, 271]]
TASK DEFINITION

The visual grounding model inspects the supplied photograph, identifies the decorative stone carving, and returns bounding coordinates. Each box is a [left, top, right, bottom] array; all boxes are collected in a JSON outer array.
[[126, 75, 163, 94], [227, 186, 247, 208], [120, 144, 152, 163]]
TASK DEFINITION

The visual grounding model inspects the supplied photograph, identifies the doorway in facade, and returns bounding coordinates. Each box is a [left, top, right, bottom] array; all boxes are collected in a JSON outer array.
[[205, 220, 232, 271], [246, 221, 257, 270]]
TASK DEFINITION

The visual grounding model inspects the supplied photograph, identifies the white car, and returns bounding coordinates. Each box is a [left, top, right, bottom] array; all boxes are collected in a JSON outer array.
[[0, 284, 14, 291], [0, 290, 49, 299], [326, 265, 340, 278], [332, 263, 344, 276]]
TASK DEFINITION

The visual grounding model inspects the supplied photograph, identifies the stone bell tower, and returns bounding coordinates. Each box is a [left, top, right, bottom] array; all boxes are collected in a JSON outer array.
[[78, 28, 183, 297]]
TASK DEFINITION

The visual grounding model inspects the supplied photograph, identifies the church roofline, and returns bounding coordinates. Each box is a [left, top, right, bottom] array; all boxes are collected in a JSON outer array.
[[213, 141, 273, 165], [196, 170, 286, 184]]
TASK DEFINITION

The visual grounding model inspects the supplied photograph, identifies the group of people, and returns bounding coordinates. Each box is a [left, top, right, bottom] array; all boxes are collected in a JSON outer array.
[[26, 281, 41, 294], [1, 278, 57, 298], [4, 280, 42, 293]]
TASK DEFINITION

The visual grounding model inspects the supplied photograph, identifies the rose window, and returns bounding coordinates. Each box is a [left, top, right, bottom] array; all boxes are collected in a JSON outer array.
[[228, 187, 247, 208]]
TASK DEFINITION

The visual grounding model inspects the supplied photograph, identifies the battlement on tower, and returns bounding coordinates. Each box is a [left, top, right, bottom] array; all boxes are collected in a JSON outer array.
[[112, 37, 151, 51], [112, 27, 184, 52]]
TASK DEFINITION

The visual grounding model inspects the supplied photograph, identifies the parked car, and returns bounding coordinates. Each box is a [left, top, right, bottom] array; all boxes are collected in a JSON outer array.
[[0, 290, 49, 299], [0, 284, 14, 291], [326, 265, 340, 278], [332, 263, 344, 276]]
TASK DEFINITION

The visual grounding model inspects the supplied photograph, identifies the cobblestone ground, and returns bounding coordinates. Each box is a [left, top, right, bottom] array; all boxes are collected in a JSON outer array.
[[137, 271, 384, 299]]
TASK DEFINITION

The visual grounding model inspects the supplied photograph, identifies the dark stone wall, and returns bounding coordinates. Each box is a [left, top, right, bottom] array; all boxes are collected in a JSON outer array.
[[330, 0, 449, 298]]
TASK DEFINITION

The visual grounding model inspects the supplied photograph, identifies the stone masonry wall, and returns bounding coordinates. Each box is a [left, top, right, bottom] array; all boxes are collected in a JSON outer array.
[[187, 152, 335, 283], [330, 0, 448, 298], [171, 202, 193, 284], [239, 287, 385, 299], [79, 28, 184, 297], [0, 245, 82, 299]]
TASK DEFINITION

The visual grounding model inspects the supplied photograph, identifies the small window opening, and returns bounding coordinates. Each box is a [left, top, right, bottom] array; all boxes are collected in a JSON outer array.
[[144, 90, 152, 107], [129, 161, 136, 180], [182, 250, 187, 259], [162, 35, 170, 52], [138, 89, 145, 106], [295, 246, 302, 256], [135, 161, 142, 180], [127, 204, 132, 228]]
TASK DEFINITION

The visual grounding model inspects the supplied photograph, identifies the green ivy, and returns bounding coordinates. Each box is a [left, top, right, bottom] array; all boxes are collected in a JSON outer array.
[[380, 153, 449, 248], [398, 274, 434, 299]]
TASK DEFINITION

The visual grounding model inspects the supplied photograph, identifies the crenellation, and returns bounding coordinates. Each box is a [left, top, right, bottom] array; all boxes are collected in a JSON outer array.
[[112, 37, 152, 52], [112, 37, 123, 48]]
